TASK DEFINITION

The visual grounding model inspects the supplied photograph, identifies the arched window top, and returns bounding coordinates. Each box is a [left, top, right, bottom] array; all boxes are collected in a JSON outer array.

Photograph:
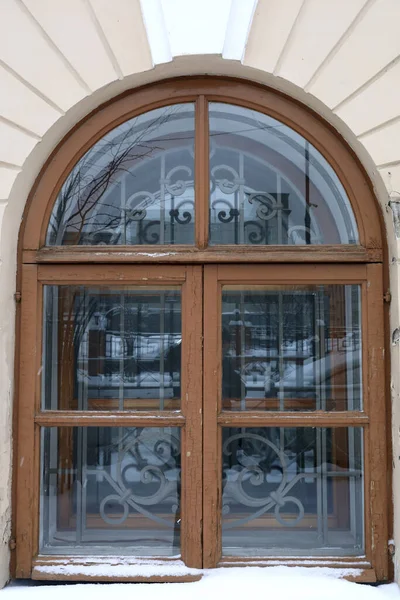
[[47, 104, 196, 246], [45, 96, 360, 247], [208, 103, 358, 245]]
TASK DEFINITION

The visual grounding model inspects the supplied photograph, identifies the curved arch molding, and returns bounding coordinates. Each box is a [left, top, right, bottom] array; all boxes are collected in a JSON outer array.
[[1, 0, 400, 587]]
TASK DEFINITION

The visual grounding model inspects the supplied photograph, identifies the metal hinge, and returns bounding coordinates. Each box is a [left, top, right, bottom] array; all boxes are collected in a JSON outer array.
[[389, 542, 396, 557], [9, 538, 16, 551], [384, 290, 392, 304], [14, 291, 21, 303]]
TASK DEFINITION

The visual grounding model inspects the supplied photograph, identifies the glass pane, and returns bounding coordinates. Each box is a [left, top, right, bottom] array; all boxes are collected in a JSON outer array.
[[222, 285, 362, 411], [40, 427, 181, 555], [47, 104, 195, 246], [222, 426, 364, 556], [42, 286, 181, 410], [209, 103, 358, 245]]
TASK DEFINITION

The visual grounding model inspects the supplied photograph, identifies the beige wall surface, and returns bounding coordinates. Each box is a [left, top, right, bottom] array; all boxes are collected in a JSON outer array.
[[0, 0, 399, 586]]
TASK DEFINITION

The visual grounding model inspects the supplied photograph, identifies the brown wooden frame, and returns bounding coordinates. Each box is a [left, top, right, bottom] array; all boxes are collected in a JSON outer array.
[[203, 264, 387, 582], [16, 264, 203, 578], [14, 77, 389, 583], [20, 78, 383, 259]]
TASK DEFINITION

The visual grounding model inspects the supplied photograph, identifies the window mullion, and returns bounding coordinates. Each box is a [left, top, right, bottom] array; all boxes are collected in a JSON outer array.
[[195, 95, 209, 249], [34, 411, 185, 427], [217, 411, 369, 428]]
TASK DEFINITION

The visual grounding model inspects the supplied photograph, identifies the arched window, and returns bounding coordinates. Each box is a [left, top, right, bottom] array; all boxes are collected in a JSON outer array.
[[15, 79, 388, 583], [47, 102, 358, 247]]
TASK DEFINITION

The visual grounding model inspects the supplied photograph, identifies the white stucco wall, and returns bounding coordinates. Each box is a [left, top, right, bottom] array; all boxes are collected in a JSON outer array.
[[0, 0, 399, 586]]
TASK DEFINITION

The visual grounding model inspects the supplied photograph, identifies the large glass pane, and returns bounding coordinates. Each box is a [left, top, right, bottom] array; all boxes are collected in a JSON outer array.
[[40, 427, 181, 555], [222, 427, 364, 556], [209, 103, 358, 245], [47, 104, 195, 245], [42, 286, 181, 410], [222, 285, 362, 411]]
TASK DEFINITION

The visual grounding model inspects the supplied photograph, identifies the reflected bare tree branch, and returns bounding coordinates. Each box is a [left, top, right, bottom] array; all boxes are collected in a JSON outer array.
[[48, 105, 194, 245]]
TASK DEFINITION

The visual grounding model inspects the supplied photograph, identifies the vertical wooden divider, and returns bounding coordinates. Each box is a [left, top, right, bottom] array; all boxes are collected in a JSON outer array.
[[203, 265, 221, 567], [195, 96, 209, 249], [361, 280, 372, 565], [32, 280, 44, 559], [16, 265, 39, 577], [366, 263, 388, 580], [181, 265, 203, 567]]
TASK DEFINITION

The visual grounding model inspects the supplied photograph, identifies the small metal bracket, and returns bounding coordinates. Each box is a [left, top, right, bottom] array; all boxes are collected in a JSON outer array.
[[384, 290, 392, 304], [14, 291, 21, 303], [389, 542, 396, 557]]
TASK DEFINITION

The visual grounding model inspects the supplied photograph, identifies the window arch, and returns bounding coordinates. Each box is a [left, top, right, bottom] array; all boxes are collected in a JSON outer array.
[[208, 103, 358, 245], [47, 103, 196, 246], [16, 78, 388, 584], [45, 100, 359, 248]]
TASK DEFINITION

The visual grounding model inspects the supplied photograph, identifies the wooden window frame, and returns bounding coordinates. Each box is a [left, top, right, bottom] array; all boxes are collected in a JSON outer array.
[[16, 264, 203, 581], [203, 263, 386, 583], [21, 78, 382, 261], [14, 77, 389, 583]]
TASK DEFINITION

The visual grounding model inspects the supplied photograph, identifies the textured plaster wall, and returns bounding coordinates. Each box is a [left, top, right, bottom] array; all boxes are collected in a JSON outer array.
[[0, 0, 400, 586]]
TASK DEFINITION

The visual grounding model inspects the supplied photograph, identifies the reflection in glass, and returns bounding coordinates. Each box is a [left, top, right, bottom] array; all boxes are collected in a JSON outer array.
[[222, 427, 363, 556], [47, 104, 195, 245], [209, 103, 358, 245], [40, 427, 181, 555], [42, 286, 181, 410], [222, 285, 362, 411]]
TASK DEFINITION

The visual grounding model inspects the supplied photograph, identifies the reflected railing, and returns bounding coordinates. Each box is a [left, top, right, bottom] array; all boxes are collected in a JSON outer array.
[[221, 285, 362, 412], [42, 286, 182, 411], [221, 426, 364, 556]]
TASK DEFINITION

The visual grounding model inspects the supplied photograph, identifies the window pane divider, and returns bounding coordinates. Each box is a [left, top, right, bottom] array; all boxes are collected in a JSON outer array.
[[217, 411, 368, 427], [195, 95, 209, 249], [28, 245, 382, 265], [35, 411, 185, 427]]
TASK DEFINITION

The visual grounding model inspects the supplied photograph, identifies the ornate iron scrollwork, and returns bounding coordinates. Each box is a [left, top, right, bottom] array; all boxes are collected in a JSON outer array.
[[140, 220, 161, 244], [209, 161, 316, 245], [247, 192, 283, 221], [123, 164, 194, 244], [222, 431, 306, 529], [88, 428, 181, 529], [211, 199, 240, 224], [170, 198, 193, 225], [243, 220, 265, 244]]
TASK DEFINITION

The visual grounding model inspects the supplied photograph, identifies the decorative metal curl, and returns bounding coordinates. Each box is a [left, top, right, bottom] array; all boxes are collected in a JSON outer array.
[[210, 189, 286, 244], [211, 164, 244, 195], [170, 209, 191, 225], [219, 208, 239, 223], [247, 192, 283, 221], [272, 494, 305, 527], [222, 432, 306, 529], [140, 220, 160, 244], [93, 429, 181, 529], [211, 199, 239, 224], [288, 225, 319, 245], [161, 165, 192, 197], [100, 491, 130, 525], [125, 191, 156, 221], [243, 220, 265, 244], [169, 199, 194, 225]]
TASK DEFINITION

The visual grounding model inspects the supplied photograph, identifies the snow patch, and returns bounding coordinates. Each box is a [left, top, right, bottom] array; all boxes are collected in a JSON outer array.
[[2, 566, 400, 600], [34, 558, 199, 578]]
